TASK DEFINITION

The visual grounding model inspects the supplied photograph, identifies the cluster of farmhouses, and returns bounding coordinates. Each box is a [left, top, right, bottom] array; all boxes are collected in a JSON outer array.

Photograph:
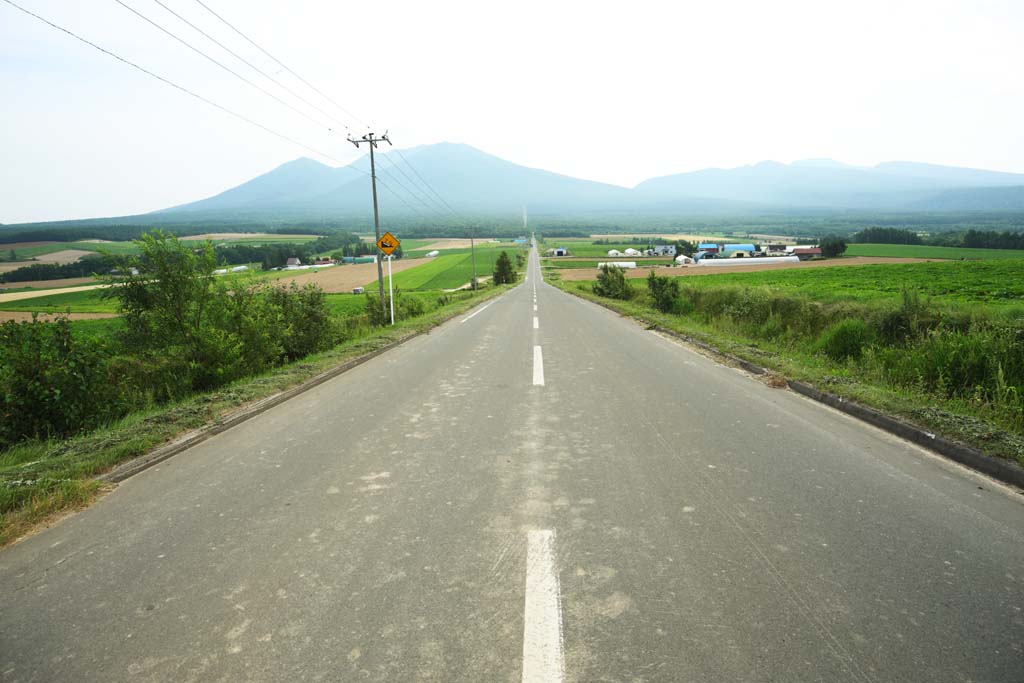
[[546, 242, 823, 263]]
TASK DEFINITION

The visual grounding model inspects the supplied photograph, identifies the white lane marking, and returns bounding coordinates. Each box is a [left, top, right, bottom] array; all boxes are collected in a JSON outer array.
[[533, 304, 537, 311], [533, 316, 539, 329], [533, 346, 545, 386], [522, 530, 563, 683], [460, 302, 493, 323]]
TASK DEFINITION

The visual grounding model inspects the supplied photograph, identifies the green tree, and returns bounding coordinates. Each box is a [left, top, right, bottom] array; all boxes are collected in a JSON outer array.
[[593, 265, 633, 300], [6, 249, 16, 261], [493, 251, 517, 284], [819, 235, 848, 258]]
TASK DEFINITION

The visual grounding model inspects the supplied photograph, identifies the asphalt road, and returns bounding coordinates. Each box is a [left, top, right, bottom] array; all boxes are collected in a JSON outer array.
[[2, 246, 1022, 681]]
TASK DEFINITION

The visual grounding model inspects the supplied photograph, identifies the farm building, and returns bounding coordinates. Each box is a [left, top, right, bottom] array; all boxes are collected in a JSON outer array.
[[607, 249, 622, 257], [723, 244, 756, 257], [698, 243, 720, 254], [675, 254, 694, 264], [649, 245, 677, 256], [597, 261, 637, 269], [623, 248, 642, 256], [546, 247, 569, 256], [697, 255, 799, 267], [285, 257, 302, 267], [790, 247, 822, 260], [425, 250, 440, 257]]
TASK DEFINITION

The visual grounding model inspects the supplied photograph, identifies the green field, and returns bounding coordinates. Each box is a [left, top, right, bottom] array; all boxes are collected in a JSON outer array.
[[379, 248, 519, 290], [846, 243, 1024, 260], [0, 288, 115, 313], [651, 260, 1024, 307]]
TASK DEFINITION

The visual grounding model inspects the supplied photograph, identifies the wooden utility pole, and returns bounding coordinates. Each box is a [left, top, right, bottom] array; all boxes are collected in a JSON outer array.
[[348, 132, 392, 308]]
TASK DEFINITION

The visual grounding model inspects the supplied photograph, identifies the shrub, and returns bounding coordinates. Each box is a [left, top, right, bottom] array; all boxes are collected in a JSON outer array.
[[0, 317, 119, 447], [646, 271, 680, 313], [266, 283, 337, 360], [593, 265, 633, 300], [818, 235, 848, 257], [816, 319, 873, 362]]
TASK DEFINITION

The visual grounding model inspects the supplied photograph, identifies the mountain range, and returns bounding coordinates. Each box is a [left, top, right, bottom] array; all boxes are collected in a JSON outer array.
[[8, 143, 1024, 229]]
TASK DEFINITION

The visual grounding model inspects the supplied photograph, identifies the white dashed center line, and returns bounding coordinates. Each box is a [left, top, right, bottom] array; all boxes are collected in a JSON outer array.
[[522, 529, 564, 683], [533, 316, 539, 329], [532, 346, 545, 386]]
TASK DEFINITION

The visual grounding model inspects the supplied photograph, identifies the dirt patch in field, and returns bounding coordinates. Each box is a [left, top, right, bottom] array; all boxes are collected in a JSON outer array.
[[0, 311, 117, 322], [0, 262, 32, 274], [179, 232, 319, 241], [556, 257, 941, 280], [419, 238, 497, 251], [34, 249, 94, 264], [0, 277, 96, 290], [274, 259, 430, 293]]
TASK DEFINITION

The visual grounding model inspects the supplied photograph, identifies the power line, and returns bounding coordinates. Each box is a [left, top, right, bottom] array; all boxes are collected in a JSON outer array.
[[393, 147, 466, 220], [149, 0, 358, 134], [1, 0, 344, 163], [114, 0, 341, 139], [192, 0, 369, 130], [375, 155, 452, 219]]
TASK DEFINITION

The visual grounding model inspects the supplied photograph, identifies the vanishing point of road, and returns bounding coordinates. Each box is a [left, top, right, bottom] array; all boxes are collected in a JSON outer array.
[[1, 246, 1022, 681]]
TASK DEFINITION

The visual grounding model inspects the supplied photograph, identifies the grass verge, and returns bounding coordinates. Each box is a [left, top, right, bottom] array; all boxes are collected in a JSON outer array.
[[0, 284, 510, 546]]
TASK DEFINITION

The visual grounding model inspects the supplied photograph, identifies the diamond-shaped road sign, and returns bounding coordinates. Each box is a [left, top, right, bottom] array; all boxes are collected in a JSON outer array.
[[376, 231, 400, 256]]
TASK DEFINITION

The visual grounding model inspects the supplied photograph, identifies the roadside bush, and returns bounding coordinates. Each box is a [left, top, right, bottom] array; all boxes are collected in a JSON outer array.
[[0, 317, 120, 448], [364, 291, 429, 326], [815, 319, 874, 362], [593, 265, 633, 300], [646, 271, 679, 313], [266, 283, 337, 360]]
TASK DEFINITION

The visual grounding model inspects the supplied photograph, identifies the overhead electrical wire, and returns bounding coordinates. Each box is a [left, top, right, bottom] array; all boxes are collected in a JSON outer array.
[[0, 0, 350, 165], [149, 0, 359, 135], [187, 0, 469, 224], [191, 0, 369, 131], [113, 0, 351, 139], [376, 154, 452, 218]]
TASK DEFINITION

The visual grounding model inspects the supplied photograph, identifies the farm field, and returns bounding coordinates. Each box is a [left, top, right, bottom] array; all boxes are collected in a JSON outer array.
[[0, 277, 104, 291], [379, 251, 504, 290], [569, 258, 1024, 307], [273, 259, 428, 293], [846, 243, 1024, 260], [0, 288, 115, 313]]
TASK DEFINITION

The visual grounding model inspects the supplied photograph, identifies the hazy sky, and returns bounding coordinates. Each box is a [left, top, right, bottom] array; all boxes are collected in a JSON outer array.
[[2, 0, 1023, 224]]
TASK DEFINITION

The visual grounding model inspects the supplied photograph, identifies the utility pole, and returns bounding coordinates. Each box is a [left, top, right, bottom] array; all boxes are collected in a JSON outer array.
[[348, 131, 392, 309], [470, 225, 477, 291]]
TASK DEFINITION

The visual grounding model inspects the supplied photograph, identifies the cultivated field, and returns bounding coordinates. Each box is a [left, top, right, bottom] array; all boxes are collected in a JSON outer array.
[[0, 277, 95, 290], [556, 256, 939, 281], [179, 232, 320, 241], [274, 259, 429, 293], [845, 243, 1024, 260], [33, 249, 95, 264]]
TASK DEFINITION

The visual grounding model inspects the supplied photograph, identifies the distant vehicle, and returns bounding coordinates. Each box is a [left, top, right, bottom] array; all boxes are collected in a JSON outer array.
[[352, 287, 365, 294]]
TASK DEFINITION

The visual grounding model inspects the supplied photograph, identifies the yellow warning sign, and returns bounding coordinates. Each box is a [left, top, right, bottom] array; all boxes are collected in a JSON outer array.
[[376, 231, 400, 256]]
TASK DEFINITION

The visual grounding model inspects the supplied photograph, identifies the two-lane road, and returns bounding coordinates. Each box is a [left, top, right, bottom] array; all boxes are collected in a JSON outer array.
[[2, 246, 1022, 681]]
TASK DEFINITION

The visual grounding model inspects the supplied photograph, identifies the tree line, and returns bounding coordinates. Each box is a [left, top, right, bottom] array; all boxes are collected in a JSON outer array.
[[853, 226, 1024, 250]]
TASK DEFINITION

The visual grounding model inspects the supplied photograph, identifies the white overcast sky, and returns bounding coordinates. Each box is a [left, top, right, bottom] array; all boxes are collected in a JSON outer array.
[[2, 0, 1023, 223]]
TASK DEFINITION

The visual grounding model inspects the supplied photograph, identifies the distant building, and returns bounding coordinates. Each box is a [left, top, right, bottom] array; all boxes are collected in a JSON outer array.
[[285, 257, 301, 267], [790, 247, 822, 260], [723, 244, 756, 257], [698, 243, 720, 254]]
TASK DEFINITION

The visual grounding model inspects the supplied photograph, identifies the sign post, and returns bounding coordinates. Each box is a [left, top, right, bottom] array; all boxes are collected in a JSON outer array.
[[376, 231, 401, 326]]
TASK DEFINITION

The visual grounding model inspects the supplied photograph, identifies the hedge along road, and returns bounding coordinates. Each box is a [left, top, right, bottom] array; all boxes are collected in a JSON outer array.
[[0, 245, 1022, 681]]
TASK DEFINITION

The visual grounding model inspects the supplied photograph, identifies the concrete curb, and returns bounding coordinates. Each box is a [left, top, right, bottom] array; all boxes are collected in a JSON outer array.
[[101, 290, 506, 484], [561, 285, 1024, 490]]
